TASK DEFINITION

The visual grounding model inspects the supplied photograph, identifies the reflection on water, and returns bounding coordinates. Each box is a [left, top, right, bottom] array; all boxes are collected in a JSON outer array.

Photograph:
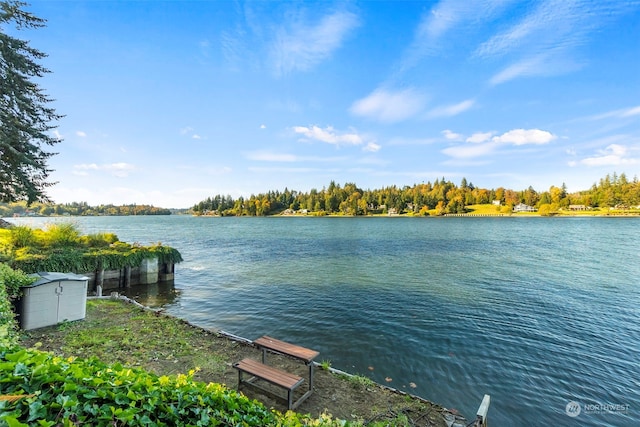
[[120, 281, 180, 308]]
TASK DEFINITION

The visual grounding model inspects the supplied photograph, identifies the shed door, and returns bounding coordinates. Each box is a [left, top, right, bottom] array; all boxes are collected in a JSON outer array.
[[56, 280, 87, 322], [21, 285, 59, 330]]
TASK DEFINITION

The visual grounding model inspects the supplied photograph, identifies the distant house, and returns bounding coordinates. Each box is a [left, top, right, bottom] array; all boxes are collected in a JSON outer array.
[[513, 203, 536, 212], [492, 200, 501, 206], [569, 205, 588, 211]]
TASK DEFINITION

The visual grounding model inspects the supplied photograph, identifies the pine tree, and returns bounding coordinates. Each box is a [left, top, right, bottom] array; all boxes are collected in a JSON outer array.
[[0, 1, 62, 203]]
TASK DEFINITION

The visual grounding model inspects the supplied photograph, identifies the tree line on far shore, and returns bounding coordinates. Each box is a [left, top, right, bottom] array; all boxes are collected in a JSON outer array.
[[191, 172, 640, 217], [0, 201, 173, 217]]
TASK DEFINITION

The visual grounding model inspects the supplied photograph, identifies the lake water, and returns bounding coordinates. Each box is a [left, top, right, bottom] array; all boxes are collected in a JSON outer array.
[[7, 215, 640, 426]]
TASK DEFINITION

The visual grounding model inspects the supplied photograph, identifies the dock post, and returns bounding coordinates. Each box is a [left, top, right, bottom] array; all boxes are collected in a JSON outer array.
[[95, 269, 104, 297], [124, 265, 131, 288], [475, 394, 490, 427]]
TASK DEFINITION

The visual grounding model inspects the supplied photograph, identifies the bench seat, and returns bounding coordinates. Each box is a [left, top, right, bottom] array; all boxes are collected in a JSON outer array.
[[233, 358, 304, 409]]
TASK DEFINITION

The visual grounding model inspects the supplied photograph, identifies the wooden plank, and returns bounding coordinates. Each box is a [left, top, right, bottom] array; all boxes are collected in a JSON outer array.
[[234, 358, 303, 390], [254, 336, 319, 363]]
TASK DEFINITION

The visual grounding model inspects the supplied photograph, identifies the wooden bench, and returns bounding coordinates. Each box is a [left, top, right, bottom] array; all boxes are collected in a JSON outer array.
[[254, 336, 319, 364], [233, 358, 305, 410], [253, 336, 319, 408], [233, 336, 319, 410]]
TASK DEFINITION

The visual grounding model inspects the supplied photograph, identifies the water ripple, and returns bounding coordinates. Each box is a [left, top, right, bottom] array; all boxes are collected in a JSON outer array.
[[11, 215, 639, 426]]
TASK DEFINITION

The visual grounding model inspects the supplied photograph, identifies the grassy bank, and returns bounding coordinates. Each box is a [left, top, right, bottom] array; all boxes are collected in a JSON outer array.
[[17, 298, 465, 426]]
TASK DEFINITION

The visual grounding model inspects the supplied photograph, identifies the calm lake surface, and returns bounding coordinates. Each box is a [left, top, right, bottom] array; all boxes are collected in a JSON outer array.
[[8, 215, 640, 426]]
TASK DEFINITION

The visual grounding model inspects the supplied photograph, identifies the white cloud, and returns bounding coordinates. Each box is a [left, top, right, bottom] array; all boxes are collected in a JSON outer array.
[[580, 144, 638, 166], [260, 124, 267, 129], [489, 52, 583, 85], [76, 131, 87, 137], [476, 1, 560, 58], [622, 106, 640, 117], [293, 125, 363, 146], [479, 1, 633, 85], [246, 150, 348, 163], [271, 10, 359, 76], [350, 88, 426, 123], [399, 0, 508, 71], [181, 127, 204, 140], [388, 136, 439, 146], [52, 130, 63, 140], [466, 132, 493, 143], [420, 1, 464, 41], [427, 99, 475, 118], [442, 128, 556, 160], [363, 142, 381, 152], [442, 130, 463, 140], [492, 128, 556, 145], [590, 105, 640, 120], [73, 162, 135, 178], [489, 54, 547, 85], [442, 142, 498, 159]]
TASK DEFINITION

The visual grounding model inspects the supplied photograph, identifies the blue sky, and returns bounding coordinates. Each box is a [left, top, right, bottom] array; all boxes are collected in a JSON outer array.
[[15, 0, 640, 208]]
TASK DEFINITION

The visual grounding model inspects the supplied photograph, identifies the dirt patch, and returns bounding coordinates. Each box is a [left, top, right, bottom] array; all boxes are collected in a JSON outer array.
[[19, 298, 467, 426]]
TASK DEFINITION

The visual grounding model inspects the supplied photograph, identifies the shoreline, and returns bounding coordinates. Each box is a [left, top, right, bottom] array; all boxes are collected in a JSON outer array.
[[194, 212, 640, 218], [101, 293, 473, 425], [20, 295, 471, 427]]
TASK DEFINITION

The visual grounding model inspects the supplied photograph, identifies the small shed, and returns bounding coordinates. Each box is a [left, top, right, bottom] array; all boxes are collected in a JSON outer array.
[[19, 272, 89, 330]]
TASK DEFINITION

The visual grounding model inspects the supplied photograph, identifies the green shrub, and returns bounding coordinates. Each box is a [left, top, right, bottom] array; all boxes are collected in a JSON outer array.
[[79, 232, 119, 248], [8, 226, 36, 249], [0, 263, 35, 299], [0, 346, 354, 426], [1, 225, 182, 274], [148, 243, 184, 265], [43, 222, 81, 248], [0, 264, 34, 348], [0, 348, 281, 426]]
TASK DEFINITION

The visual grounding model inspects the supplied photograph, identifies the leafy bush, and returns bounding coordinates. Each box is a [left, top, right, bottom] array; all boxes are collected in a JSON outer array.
[[0, 263, 35, 299], [79, 233, 119, 248], [0, 264, 34, 348], [8, 226, 36, 249], [12, 249, 88, 273], [0, 224, 182, 274], [147, 243, 184, 265], [43, 223, 81, 248], [0, 348, 281, 426]]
